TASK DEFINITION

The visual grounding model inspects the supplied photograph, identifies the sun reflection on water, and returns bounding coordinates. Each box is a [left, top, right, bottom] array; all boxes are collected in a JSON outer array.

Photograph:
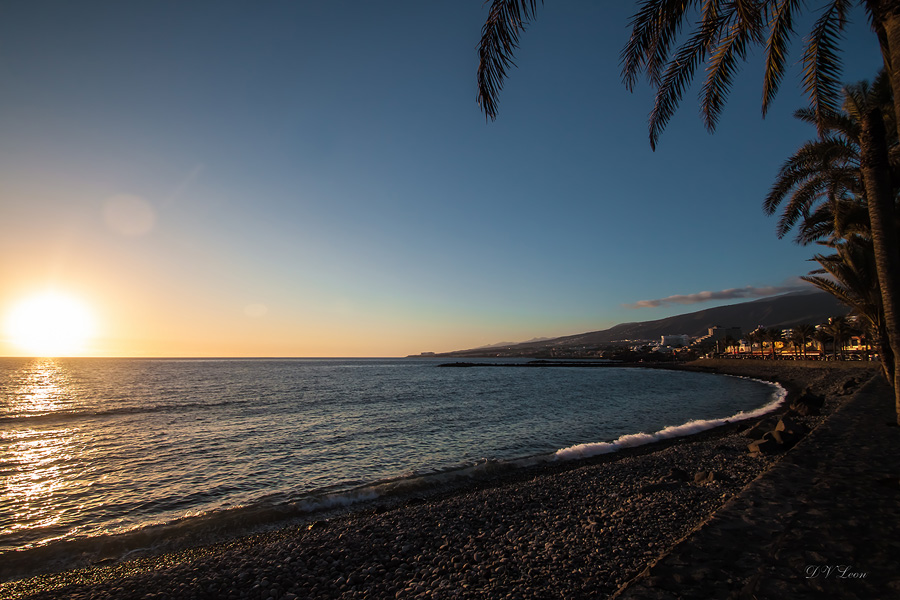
[[1, 359, 82, 548], [6, 358, 74, 417]]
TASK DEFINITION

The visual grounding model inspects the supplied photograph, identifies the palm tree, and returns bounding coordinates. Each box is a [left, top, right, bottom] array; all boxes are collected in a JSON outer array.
[[476, 2, 900, 422], [825, 315, 852, 360], [723, 334, 738, 356], [751, 327, 769, 359], [790, 323, 817, 360], [762, 78, 899, 245], [813, 326, 832, 359], [748, 328, 759, 358], [766, 79, 898, 378], [804, 235, 894, 378], [766, 328, 784, 359]]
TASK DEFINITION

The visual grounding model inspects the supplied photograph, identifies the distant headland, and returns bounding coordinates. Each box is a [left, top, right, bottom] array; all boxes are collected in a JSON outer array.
[[416, 290, 848, 360]]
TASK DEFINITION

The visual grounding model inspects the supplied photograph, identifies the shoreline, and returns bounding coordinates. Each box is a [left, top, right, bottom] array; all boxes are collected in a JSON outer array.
[[2, 359, 883, 599]]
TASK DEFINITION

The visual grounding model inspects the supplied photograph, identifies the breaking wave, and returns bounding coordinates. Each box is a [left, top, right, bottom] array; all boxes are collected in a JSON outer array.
[[554, 376, 787, 460]]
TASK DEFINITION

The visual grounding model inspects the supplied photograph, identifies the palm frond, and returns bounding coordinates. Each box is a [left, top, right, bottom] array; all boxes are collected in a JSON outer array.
[[702, 5, 762, 132], [803, 274, 865, 315], [764, 150, 821, 214], [733, 0, 766, 34], [794, 106, 861, 144], [797, 204, 842, 244], [764, 136, 859, 216], [776, 175, 831, 237], [476, 0, 542, 121], [762, 0, 802, 116], [622, 0, 699, 91], [796, 191, 870, 244], [648, 13, 722, 149], [801, 0, 850, 131], [803, 236, 883, 330]]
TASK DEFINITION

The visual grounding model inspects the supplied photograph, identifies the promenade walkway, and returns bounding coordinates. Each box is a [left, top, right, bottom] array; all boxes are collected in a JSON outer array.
[[615, 374, 900, 599]]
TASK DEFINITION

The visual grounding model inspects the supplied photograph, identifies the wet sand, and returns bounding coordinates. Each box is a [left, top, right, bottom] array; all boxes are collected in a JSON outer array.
[[1, 359, 887, 599]]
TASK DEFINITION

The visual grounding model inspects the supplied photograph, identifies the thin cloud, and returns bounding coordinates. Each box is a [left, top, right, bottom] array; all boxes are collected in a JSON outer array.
[[626, 285, 805, 309]]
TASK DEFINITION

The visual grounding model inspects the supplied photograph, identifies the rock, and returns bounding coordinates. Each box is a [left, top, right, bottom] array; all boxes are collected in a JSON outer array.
[[790, 400, 819, 416], [748, 437, 780, 455], [639, 480, 681, 494], [666, 467, 691, 482], [744, 418, 777, 439], [693, 471, 727, 484], [776, 416, 809, 438], [842, 377, 859, 394], [775, 416, 794, 433], [877, 476, 900, 489], [791, 388, 824, 415], [801, 387, 825, 407]]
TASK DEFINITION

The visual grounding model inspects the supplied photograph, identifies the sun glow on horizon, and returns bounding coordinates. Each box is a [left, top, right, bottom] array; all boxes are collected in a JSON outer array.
[[4, 292, 96, 357]]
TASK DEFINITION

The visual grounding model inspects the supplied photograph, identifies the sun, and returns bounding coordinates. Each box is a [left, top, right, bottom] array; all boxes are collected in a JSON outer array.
[[4, 292, 96, 357]]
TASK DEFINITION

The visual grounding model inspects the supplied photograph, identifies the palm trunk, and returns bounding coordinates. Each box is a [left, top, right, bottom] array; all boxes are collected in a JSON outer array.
[[858, 103, 900, 423], [878, 336, 894, 382]]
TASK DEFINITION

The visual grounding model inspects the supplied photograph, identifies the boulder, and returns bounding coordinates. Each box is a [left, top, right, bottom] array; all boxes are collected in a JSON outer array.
[[666, 467, 691, 482], [743, 417, 778, 439], [769, 429, 801, 449], [748, 437, 781, 455], [640, 480, 681, 494], [776, 416, 809, 437], [747, 417, 809, 455], [693, 470, 727, 483], [791, 388, 825, 415], [790, 397, 821, 416], [841, 377, 859, 394], [767, 430, 785, 445]]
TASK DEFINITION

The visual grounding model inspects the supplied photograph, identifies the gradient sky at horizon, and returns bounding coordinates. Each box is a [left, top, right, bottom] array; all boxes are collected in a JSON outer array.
[[0, 1, 886, 357]]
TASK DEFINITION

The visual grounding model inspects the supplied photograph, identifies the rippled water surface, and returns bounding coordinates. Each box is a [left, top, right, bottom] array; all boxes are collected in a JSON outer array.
[[0, 357, 779, 574]]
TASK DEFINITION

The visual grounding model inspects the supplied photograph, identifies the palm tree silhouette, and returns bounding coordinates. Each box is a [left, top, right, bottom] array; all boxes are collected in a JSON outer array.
[[763, 76, 898, 245], [751, 327, 769, 359], [804, 236, 893, 378], [766, 328, 784, 360], [825, 315, 852, 360], [790, 323, 817, 360]]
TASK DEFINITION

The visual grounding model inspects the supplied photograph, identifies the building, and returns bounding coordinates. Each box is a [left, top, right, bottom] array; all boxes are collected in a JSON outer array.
[[660, 334, 690, 347]]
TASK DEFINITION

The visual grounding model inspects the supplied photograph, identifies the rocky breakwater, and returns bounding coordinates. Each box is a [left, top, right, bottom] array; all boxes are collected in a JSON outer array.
[[1, 360, 877, 600], [744, 388, 826, 456]]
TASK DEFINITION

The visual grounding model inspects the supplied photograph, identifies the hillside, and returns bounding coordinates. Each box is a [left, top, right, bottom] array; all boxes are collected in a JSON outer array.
[[435, 290, 848, 357]]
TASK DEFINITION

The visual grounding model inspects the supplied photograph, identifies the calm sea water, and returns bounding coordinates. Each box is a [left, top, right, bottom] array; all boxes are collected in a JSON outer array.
[[0, 357, 782, 578]]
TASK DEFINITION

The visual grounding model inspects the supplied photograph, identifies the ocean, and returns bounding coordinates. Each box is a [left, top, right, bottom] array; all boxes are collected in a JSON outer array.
[[0, 357, 784, 579]]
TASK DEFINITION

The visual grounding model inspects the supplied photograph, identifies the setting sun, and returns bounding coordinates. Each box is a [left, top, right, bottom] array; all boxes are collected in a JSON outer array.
[[4, 292, 96, 357]]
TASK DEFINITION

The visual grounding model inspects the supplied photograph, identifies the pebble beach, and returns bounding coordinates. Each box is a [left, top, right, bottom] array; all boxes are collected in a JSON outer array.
[[1, 359, 891, 599]]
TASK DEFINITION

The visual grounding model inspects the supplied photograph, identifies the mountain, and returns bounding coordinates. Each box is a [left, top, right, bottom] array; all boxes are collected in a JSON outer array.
[[436, 290, 848, 356], [474, 337, 552, 349]]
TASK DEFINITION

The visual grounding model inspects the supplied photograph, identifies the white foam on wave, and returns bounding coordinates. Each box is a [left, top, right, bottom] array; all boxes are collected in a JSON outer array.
[[553, 376, 787, 461]]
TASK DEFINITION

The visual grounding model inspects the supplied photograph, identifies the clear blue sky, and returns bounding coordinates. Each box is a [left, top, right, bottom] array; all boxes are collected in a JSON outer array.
[[0, 1, 885, 356]]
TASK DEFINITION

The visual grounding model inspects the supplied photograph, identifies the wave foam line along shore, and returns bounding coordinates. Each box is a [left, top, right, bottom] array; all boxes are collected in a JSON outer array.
[[1, 360, 889, 599], [554, 374, 786, 462]]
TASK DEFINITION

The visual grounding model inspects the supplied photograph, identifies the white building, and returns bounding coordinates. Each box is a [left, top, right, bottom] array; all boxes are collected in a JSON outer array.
[[661, 334, 691, 347]]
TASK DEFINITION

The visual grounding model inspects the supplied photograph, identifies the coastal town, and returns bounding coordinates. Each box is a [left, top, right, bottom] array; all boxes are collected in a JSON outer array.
[[624, 318, 874, 361], [428, 317, 878, 363]]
